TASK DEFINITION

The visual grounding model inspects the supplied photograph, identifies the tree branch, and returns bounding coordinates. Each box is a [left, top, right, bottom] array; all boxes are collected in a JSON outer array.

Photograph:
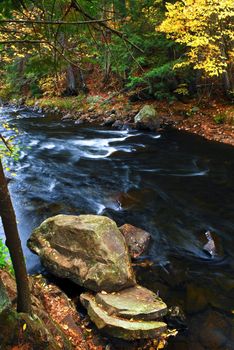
[[0, 18, 112, 25], [71, 0, 144, 53], [0, 40, 47, 44]]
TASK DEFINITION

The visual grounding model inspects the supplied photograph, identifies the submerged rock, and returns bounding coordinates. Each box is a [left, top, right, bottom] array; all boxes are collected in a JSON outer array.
[[80, 293, 167, 340], [134, 105, 160, 130], [191, 310, 232, 350], [28, 214, 136, 292], [119, 224, 151, 258]]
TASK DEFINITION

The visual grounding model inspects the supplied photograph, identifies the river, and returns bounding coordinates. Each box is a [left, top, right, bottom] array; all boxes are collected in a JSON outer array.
[[0, 106, 233, 349]]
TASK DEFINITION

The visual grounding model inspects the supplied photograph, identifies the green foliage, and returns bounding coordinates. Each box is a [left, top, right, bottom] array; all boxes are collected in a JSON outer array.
[[31, 95, 85, 111], [86, 95, 103, 104], [213, 113, 226, 124], [0, 238, 12, 271], [0, 0, 217, 100]]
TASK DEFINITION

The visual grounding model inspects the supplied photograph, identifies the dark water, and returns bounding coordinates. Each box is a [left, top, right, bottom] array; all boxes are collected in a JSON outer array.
[[0, 106, 233, 349]]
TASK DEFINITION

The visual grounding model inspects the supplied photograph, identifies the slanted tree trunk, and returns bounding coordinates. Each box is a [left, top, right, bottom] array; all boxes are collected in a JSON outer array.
[[0, 158, 31, 314]]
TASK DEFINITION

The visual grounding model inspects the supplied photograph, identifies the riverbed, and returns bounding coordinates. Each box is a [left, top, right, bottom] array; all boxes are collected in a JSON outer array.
[[0, 106, 233, 349]]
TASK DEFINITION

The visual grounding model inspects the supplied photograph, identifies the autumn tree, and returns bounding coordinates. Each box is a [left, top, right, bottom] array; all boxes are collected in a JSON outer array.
[[158, 0, 234, 95]]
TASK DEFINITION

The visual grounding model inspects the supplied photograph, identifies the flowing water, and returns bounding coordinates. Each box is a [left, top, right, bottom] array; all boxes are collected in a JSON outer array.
[[0, 106, 233, 349]]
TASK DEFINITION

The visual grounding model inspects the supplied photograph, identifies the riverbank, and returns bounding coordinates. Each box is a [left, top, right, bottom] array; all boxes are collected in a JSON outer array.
[[24, 94, 234, 146], [0, 267, 170, 350]]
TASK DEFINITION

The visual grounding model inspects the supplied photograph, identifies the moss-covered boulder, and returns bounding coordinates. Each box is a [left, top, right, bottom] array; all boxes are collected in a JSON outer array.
[[134, 105, 160, 130], [28, 215, 136, 292]]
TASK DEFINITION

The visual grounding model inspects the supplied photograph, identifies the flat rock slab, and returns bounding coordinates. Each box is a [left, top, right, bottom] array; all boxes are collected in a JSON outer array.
[[81, 293, 167, 340], [95, 285, 167, 320], [119, 224, 150, 258], [28, 214, 135, 292]]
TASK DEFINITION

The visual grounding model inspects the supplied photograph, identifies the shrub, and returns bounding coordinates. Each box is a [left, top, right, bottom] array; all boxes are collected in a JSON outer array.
[[213, 113, 226, 124]]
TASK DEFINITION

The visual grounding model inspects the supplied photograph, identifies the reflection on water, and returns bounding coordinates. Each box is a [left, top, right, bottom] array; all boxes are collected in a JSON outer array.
[[0, 106, 233, 349]]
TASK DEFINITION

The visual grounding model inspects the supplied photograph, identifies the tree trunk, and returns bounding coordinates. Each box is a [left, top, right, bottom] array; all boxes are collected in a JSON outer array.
[[222, 70, 232, 95], [103, 44, 111, 83], [66, 64, 78, 95], [220, 40, 233, 97], [102, 1, 112, 83], [0, 158, 32, 314]]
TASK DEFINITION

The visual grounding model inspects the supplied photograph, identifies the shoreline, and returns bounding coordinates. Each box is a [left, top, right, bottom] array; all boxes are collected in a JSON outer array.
[[7, 96, 234, 146]]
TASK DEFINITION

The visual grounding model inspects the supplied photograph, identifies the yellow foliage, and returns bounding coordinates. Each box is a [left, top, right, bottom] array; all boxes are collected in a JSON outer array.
[[0, 8, 52, 63], [157, 0, 234, 77], [39, 73, 66, 97], [174, 83, 189, 95]]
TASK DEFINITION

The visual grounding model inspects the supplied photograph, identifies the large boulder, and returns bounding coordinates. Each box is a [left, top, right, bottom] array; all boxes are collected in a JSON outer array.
[[119, 224, 151, 258], [134, 105, 160, 130], [28, 215, 136, 292]]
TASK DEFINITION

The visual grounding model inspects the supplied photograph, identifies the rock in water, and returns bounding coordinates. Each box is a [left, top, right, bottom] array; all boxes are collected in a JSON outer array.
[[28, 214, 135, 292], [134, 105, 160, 130], [119, 224, 150, 258], [203, 231, 216, 257], [80, 293, 167, 340]]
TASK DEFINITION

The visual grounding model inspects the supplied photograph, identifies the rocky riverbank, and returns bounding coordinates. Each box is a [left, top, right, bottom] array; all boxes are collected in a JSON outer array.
[[0, 215, 176, 350], [22, 95, 234, 146]]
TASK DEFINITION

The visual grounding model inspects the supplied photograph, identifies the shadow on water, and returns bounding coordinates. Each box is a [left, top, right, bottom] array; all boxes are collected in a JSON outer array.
[[0, 106, 233, 349]]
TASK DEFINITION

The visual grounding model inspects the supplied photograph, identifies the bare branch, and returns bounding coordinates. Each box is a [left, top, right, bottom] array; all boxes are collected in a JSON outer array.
[[0, 18, 112, 25], [0, 40, 47, 44]]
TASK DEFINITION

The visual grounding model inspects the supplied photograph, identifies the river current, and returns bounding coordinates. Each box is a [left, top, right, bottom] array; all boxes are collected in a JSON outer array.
[[0, 106, 233, 349]]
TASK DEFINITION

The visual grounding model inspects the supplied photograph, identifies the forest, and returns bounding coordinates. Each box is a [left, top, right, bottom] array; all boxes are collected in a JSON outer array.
[[0, 0, 233, 100], [0, 1, 234, 350]]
